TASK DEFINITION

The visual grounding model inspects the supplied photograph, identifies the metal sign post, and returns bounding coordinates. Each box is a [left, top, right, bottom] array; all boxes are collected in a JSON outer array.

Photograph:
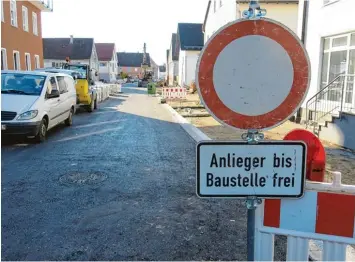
[[195, 0, 311, 260], [242, 3, 267, 258], [242, 130, 264, 261]]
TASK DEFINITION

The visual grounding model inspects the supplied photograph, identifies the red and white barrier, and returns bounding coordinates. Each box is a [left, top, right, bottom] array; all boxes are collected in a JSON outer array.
[[255, 172, 355, 261], [162, 87, 187, 99]]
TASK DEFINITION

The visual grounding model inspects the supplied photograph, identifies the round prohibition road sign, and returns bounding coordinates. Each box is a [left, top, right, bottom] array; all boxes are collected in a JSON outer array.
[[196, 18, 311, 130]]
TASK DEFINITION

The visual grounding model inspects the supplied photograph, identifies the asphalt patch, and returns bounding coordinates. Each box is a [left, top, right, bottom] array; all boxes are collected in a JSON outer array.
[[59, 172, 108, 186]]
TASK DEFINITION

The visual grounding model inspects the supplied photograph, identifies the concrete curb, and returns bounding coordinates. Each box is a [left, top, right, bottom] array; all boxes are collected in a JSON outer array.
[[162, 103, 211, 142]]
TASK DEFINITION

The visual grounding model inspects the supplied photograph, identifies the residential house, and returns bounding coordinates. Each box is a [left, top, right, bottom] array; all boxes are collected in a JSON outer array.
[[117, 52, 151, 78], [158, 65, 166, 80], [42, 37, 99, 80], [176, 23, 204, 88], [1, 0, 53, 70], [96, 43, 118, 82], [167, 33, 179, 86], [203, 0, 299, 43], [296, 0, 355, 149]]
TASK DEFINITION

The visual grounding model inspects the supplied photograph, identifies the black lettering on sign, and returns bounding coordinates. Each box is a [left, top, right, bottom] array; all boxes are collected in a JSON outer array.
[[215, 176, 221, 187], [273, 173, 279, 187], [272, 173, 296, 187], [273, 153, 293, 168], [207, 173, 214, 186], [230, 177, 237, 187], [260, 177, 266, 187], [210, 154, 218, 168], [286, 157, 292, 168]]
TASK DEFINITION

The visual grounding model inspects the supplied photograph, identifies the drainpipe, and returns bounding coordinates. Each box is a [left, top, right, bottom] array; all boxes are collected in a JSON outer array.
[[295, 0, 309, 123]]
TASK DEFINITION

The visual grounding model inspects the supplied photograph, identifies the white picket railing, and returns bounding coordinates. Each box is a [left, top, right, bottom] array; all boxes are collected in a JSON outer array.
[[255, 172, 355, 261]]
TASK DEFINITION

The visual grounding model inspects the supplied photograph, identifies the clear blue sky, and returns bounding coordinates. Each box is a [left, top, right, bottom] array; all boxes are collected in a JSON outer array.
[[42, 0, 208, 65]]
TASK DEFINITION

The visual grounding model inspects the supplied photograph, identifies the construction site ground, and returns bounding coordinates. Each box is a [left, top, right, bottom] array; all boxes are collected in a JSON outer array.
[[166, 92, 355, 185]]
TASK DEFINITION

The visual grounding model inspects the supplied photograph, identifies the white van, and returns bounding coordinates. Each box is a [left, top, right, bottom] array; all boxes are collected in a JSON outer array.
[[1, 70, 77, 142]]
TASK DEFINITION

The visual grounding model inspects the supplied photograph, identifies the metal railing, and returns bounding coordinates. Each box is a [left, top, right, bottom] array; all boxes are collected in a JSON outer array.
[[305, 74, 355, 132]]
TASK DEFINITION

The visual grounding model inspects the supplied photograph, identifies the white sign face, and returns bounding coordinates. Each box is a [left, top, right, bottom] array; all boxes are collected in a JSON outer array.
[[197, 141, 306, 198], [213, 35, 294, 116]]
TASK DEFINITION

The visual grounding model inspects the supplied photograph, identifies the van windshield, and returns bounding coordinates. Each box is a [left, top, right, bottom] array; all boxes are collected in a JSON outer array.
[[63, 65, 87, 79], [1, 73, 46, 96]]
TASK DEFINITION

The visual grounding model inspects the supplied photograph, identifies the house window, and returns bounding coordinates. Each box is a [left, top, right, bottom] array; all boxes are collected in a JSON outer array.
[[1, 48, 7, 70], [32, 12, 38, 35], [10, 0, 17, 27], [34, 55, 40, 69], [25, 53, 31, 70], [100, 62, 107, 67], [1, 0, 4, 22], [22, 6, 28, 31], [13, 51, 20, 70], [320, 32, 355, 104]]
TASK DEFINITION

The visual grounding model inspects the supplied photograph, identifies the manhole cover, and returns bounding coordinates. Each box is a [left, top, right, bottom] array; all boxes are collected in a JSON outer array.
[[59, 172, 107, 185]]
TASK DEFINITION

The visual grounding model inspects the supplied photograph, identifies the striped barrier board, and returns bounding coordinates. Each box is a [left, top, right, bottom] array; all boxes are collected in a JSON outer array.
[[264, 191, 355, 238], [162, 87, 187, 99], [255, 173, 355, 261]]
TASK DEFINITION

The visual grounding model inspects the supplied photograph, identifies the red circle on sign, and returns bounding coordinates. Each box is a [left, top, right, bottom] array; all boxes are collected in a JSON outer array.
[[196, 18, 310, 130]]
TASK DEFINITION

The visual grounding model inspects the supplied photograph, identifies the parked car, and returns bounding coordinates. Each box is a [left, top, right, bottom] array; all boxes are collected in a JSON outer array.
[[36, 66, 98, 112], [1, 70, 77, 142]]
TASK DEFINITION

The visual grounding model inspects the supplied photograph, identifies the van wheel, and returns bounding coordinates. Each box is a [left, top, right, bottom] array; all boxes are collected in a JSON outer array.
[[94, 98, 98, 110], [34, 118, 47, 143], [65, 108, 74, 126], [88, 99, 94, 113]]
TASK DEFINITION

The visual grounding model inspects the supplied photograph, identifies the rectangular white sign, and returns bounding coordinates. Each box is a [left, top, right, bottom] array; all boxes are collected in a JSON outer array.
[[197, 141, 306, 198]]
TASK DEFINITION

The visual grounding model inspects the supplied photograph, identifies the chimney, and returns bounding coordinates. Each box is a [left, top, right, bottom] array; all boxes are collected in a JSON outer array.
[[69, 35, 74, 44]]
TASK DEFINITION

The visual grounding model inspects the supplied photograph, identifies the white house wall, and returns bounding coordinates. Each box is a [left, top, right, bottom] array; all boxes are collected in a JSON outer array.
[[298, 0, 355, 109], [179, 51, 186, 87], [179, 50, 200, 87], [168, 61, 179, 86], [90, 44, 99, 81], [98, 50, 118, 83], [204, 0, 237, 43], [186, 51, 200, 86], [238, 3, 299, 33], [204, 1, 298, 44]]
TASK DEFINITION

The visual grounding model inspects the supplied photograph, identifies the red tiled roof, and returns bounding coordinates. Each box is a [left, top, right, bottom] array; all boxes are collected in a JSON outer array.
[[95, 43, 115, 61]]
